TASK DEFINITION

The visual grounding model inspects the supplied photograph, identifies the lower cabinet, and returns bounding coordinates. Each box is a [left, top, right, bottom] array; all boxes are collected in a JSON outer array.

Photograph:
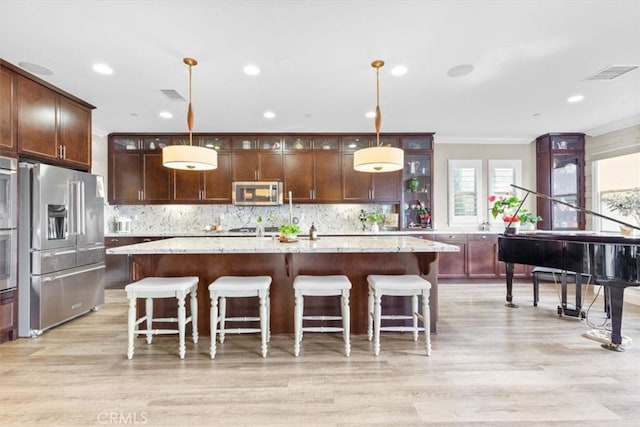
[[431, 233, 467, 279], [432, 233, 531, 279], [105, 236, 164, 288], [0, 289, 18, 343]]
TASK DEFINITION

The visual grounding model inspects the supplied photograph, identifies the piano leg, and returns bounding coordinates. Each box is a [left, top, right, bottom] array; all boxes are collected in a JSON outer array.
[[599, 280, 637, 352], [505, 262, 518, 308]]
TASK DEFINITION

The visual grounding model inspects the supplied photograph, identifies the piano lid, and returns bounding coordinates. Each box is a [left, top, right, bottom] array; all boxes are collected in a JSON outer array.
[[511, 184, 640, 233]]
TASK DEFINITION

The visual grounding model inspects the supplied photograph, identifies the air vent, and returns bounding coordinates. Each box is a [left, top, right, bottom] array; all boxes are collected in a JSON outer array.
[[585, 65, 639, 80], [160, 89, 185, 101]]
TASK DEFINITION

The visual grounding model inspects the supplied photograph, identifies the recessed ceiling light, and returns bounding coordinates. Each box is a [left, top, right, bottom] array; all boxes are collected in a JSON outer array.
[[92, 63, 113, 75], [365, 111, 376, 118], [244, 64, 260, 76], [447, 64, 474, 77], [391, 65, 408, 76], [263, 111, 275, 119], [18, 61, 53, 75], [159, 111, 173, 119], [567, 94, 584, 103]]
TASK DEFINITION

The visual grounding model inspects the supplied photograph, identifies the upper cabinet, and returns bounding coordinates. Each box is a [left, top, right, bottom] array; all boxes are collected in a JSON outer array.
[[341, 135, 402, 202], [0, 66, 17, 156], [107, 132, 434, 206], [535, 133, 585, 230], [284, 136, 342, 202], [173, 136, 232, 203], [231, 135, 283, 181], [0, 59, 94, 170], [109, 135, 173, 204]]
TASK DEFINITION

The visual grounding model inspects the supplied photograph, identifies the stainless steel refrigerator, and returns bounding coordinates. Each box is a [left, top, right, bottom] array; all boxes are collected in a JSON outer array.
[[18, 162, 105, 337]]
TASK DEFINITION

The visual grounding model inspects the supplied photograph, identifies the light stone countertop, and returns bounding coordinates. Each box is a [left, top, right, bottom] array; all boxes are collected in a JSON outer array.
[[106, 235, 460, 255], [103, 229, 501, 238]]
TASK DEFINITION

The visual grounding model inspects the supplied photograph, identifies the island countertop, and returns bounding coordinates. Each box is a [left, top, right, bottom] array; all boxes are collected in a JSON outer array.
[[106, 235, 460, 255]]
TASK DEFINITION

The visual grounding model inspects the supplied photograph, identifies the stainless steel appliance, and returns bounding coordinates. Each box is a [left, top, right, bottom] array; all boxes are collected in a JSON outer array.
[[18, 162, 105, 337], [232, 181, 283, 205], [0, 156, 17, 292]]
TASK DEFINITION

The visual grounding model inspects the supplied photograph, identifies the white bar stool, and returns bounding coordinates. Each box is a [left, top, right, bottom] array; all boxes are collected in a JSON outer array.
[[208, 276, 272, 359], [293, 275, 352, 357], [125, 276, 199, 360], [366, 274, 431, 356]]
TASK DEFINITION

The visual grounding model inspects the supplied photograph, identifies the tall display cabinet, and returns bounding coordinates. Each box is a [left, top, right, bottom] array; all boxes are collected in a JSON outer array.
[[400, 134, 434, 229], [535, 133, 585, 230]]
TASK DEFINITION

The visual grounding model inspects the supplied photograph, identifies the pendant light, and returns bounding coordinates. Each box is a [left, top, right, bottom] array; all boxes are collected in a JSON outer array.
[[353, 59, 404, 173], [162, 57, 218, 171]]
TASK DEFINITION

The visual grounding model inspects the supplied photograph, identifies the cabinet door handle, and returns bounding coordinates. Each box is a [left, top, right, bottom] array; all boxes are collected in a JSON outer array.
[[62, 145, 66, 159]]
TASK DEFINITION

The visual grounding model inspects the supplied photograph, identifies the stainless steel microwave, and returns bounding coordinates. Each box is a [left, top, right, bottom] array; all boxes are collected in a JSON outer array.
[[232, 182, 283, 206]]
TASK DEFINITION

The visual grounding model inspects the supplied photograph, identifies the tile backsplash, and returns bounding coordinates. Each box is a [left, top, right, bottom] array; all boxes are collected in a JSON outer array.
[[104, 203, 398, 235]]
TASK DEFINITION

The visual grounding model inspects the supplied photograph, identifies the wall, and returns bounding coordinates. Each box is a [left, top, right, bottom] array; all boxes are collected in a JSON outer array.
[[432, 141, 537, 231]]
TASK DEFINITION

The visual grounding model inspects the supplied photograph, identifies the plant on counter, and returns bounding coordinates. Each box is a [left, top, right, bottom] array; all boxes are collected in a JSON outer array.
[[366, 212, 385, 223], [279, 223, 301, 237], [489, 194, 542, 226]]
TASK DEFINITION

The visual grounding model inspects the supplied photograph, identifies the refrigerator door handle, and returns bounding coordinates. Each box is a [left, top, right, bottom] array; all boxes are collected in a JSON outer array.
[[42, 264, 105, 282], [42, 249, 76, 258], [79, 181, 86, 235], [71, 180, 86, 235]]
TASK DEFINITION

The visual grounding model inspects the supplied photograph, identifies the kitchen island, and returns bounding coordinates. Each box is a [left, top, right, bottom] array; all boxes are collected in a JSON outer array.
[[108, 235, 459, 335]]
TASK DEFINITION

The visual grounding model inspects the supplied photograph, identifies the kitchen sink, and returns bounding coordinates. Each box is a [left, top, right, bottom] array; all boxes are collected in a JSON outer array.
[[228, 227, 279, 233]]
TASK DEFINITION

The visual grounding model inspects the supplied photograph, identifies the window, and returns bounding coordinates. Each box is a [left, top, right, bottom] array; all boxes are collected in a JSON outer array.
[[594, 152, 640, 231], [448, 159, 482, 224], [488, 160, 522, 223]]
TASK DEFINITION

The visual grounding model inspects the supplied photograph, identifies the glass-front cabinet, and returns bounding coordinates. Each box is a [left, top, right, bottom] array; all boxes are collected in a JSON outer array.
[[535, 133, 585, 230], [400, 134, 434, 229]]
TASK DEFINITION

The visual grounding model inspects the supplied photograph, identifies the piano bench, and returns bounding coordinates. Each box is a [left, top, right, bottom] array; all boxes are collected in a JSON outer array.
[[532, 267, 592, 307]]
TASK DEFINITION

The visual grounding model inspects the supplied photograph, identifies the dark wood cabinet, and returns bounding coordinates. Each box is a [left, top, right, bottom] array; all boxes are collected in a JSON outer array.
[[284, 151, 314, 201], [467, 233, 499, 278], [108, 132, 432, 205], [342, 153, 401, 202], [536, 133, 585, 230], [314, 150, 342, 202], [174, 152, 232, 203], [57, 97, 91, 168], [232, 151, 283, 181], [0, 66, 17, 155], [16, 74, 92, 170], [109, 136, 172, 204], [16, 75, 57, 159], [284, 138, 342, 202], [1, 59, 93, 168], [0, 289, 18, 343], [434, 232, 531, 279], [433, 233, 467, 278]]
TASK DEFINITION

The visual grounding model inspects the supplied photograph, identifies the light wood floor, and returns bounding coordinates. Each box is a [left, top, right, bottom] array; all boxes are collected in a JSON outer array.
[[1, 281, 639, 426]]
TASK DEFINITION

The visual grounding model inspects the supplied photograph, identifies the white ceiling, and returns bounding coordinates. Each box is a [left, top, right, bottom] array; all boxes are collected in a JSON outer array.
[[1, 0, 639, 143]]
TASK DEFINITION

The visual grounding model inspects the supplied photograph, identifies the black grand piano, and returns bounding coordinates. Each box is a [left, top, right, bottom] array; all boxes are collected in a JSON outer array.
[[498, 186, 640, 351]]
